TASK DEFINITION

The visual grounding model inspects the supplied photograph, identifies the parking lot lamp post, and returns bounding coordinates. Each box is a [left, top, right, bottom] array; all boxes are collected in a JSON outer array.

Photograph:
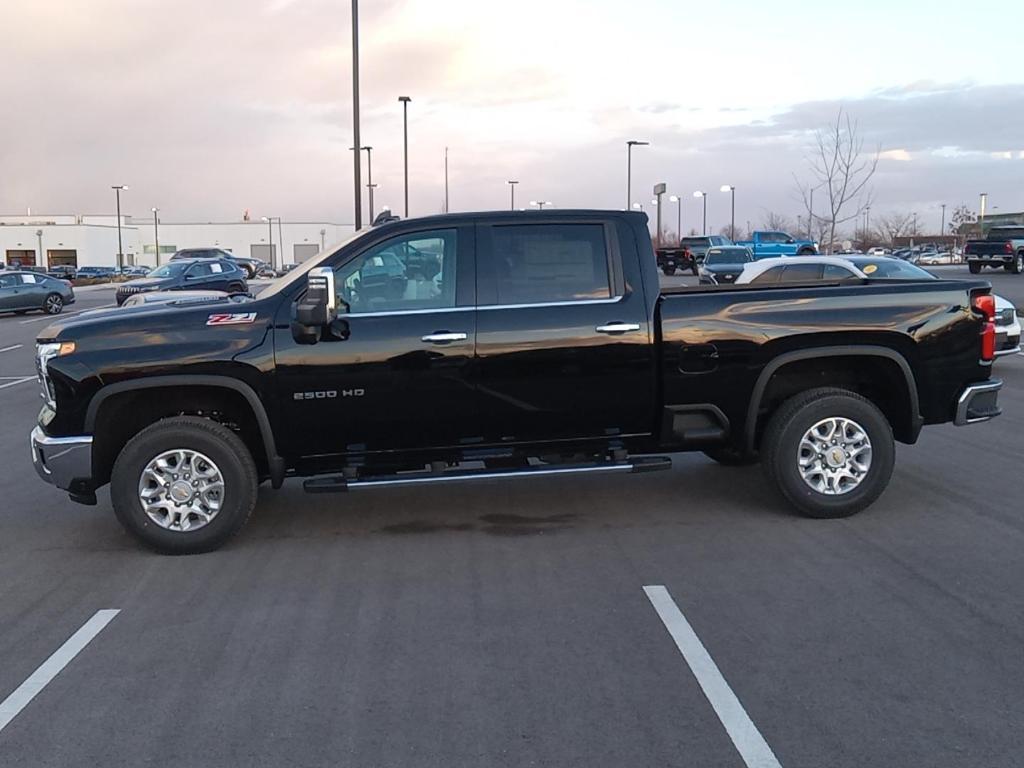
[[530, 200, 551, 210], [112, 185, 128, 270], [444, 147, 449, 213], [398, 96, 411, 217], [631, 202, 643, 213], [626, 140, 649, 210], [320, 228, 326, 250], [669, 195, 681, 242], [720, 185, 735, 239], [979, 193, 987, 225], [940, 203, 946, 243], [36, 230, 43, 268], [693, 191, 707, 235], [507, 180, 519, 211], [276, 217, 285, 266], [351, 0, 362, 229], [151, 208, 160, 265], [363, 146, 374, 220], [261, 217, 274, 270]]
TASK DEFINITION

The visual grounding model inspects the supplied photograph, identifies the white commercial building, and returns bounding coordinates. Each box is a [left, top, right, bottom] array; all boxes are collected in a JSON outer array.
[[0, 213, 354, 270]]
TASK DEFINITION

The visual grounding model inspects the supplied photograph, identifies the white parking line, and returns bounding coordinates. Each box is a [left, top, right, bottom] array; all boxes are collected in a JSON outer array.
[[0, 377, 34, 390], [0, 344, 23, 353], [644, 585, 782, 768], [0, 609, 120, 734]]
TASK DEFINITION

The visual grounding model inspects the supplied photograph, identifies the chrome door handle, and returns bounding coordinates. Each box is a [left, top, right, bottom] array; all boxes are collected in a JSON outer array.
[[421, 332, 468, 344], [595, 322, 641, 334]]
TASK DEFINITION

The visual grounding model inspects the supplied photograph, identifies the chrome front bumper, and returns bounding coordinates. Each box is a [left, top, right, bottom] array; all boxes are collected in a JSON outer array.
[[954, 380, 1002, 426], [31, 426, 93, 491]]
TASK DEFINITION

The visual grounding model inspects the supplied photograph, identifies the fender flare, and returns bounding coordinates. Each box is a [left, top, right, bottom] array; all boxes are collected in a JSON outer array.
[[85, 374, 286, 488], [744, 345, 922, 451]]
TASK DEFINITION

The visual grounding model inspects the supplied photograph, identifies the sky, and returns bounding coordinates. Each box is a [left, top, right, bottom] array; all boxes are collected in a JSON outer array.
[[1, 0, 1022, 235]]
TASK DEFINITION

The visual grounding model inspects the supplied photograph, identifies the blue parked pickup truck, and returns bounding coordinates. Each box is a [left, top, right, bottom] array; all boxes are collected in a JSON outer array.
[[735, 231, 818, 259]]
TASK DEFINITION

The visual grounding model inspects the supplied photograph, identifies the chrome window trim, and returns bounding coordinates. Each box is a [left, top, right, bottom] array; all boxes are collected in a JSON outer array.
[[342, 295, 626, 318]]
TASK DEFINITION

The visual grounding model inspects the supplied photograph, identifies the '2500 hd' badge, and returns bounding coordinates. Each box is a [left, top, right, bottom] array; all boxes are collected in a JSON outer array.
[[206, 312, 258, 326]]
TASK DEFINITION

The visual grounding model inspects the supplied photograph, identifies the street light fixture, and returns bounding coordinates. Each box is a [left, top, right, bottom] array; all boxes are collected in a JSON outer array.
[[398, 96, 411, 217], [669, 195, 681, 241], [693, 190, 707, 235], [151, 207, 160, 265], [261, 216, 280, 270], [507, 180, 519, 211], [631, 202, 643, 213], [720, 185, 735, 240], [111, 185, 128, 270], [530, 200, 551, 210], [626, 140, 649, 210]]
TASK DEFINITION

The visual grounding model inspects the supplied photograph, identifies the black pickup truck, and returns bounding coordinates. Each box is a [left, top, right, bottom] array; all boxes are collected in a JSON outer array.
[[31, 210, 1002, 554], [964, 226, 1024, 274]]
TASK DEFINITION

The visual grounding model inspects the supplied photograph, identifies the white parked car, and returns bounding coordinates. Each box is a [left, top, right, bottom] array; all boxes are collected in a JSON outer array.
[[737, 256, 1020, 357]]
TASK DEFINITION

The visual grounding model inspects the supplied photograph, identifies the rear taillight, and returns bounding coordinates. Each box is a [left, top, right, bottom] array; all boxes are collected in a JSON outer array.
[[972, 292, 996, 362], [963, 243, 972, 254], [1005, 242, 1014, 254]]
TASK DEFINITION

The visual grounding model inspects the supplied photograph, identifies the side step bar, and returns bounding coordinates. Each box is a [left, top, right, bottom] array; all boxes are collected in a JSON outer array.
[[303, 456, 672, 494]]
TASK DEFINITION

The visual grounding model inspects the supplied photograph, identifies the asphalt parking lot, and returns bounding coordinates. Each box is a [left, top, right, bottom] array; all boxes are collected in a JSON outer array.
[[1, 269, 1023, 767]]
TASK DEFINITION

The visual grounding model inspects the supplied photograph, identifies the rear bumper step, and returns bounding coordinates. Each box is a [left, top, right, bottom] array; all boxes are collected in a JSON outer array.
[[303, 456, 672, 494]]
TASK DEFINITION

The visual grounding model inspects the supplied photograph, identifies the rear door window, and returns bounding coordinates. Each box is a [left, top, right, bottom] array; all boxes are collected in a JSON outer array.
[[483, 223, 613, 305], [750, 267, 783, 284]]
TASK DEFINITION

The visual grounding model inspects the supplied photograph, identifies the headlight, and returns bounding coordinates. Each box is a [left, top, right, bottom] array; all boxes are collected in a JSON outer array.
[[36, 341, 75, 408]]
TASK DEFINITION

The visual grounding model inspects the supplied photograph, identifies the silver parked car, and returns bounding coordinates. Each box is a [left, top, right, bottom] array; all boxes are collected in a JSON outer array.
[[0, 271, 75, 316]]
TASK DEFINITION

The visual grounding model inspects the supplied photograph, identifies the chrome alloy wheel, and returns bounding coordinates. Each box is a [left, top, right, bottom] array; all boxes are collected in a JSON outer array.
[[138, 449, 225, 532], [797, 417, 872, 496], [45, 295, 63, 314]]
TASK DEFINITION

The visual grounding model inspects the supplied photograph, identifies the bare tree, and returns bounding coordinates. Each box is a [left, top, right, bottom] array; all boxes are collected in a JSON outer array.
[[795, 109, 879, 253], [718, 224, 741, 240], [760, 211, 795, 233], [948, 203, 976, 234], [873, 212, 915, 246]]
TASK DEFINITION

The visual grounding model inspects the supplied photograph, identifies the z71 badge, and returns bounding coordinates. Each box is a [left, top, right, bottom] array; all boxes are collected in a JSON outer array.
[[206, 312, 258, 326]]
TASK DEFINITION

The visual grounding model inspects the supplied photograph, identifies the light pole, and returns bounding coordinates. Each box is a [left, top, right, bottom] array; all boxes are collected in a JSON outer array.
[[652, 183, 666, 247], [507, 180, 519, 211], [632, 202, 644, 213], [720, 185, 735, 239], [151, 207, 160, 265], [669, 195, 681, 242], [261, 216, 275, 269], [693, 190, 707, 235], [940, 203, 946, 242], [320, 228, 326, 250], [277, 217, 284, 265], [36, 229, 43, 268], [979, 193, 988, 232], [444, 146, 449, 213], [363, 146, 374, 220], [111, 185, 128, 270], [530, 200, 551, 210], [626, 140, 649, 210], [351, 0, 362, 229], [398, 96, 411, 217]]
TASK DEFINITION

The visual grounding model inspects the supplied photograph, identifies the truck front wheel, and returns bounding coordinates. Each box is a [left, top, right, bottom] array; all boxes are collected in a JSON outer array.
[[110, 416, 259, 554], [969, 262, 982, 274], [761, 388, 894, 519]]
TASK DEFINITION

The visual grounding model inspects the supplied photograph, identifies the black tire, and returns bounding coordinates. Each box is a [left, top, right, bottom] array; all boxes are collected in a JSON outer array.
[[110, 416, 258, 554], [44, 293, 64, 314], [797, 247, 816, 256], [761, 387, 894, 519], [969, 262, 982, 274], [227, 282, 245, 293], [703, 446, 759, 466], [1011, 252, 1024, 275], [662, 267, 676, 277], [243, 266, 257, 279]]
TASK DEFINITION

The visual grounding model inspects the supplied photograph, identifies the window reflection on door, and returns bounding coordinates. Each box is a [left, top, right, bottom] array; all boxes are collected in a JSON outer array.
[[334, 229, 458, 314]]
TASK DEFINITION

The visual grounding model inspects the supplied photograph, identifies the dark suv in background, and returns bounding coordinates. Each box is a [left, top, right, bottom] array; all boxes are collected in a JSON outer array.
[[169, 248, 267, 279], [116, 258, 248, 305]]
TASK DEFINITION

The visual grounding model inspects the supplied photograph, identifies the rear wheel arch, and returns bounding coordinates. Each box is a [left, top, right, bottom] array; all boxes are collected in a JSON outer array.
[[745, 347, 920, 452], [86, 376, 284, 488]]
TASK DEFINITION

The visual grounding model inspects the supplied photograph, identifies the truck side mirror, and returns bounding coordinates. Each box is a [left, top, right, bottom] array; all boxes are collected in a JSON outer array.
[[292, 267, 337, 344]]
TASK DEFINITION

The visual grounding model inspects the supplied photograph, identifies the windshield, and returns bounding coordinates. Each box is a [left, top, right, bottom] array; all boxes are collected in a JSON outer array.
[[680, 237, 710, 247], [704, 249, 751, 265], [147, 263, 189, 278], [989, 227, 1024, 239], [256, 228, 370, 300], [849, 259, 936, 279]]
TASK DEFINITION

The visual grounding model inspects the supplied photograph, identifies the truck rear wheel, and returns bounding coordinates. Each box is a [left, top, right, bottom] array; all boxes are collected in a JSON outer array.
[[1011, 252, 1023, 274], [761, 387, 894, 519], [110, 416, 258, 554], [662, 266, 676, 276], [969, 262, 982, 274]]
